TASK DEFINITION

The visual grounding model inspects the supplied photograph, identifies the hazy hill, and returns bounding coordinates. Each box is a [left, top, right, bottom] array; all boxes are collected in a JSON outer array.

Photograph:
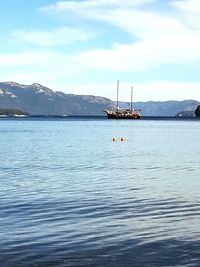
[[119, 100, 199, 117], [0, 82, 199, 116]]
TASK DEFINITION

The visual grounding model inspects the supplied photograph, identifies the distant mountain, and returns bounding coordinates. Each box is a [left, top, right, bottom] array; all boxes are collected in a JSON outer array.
[[0, 82, 112, 115], [119, 100, 199, 117], [0, 82, 199, 116]]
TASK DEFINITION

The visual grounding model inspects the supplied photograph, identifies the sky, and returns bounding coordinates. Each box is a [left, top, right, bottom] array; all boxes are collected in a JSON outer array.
[[0, 0, 200, 101]]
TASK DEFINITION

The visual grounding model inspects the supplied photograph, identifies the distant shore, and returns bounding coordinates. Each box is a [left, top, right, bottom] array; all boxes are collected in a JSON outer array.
[[0, 115, 199, 120]]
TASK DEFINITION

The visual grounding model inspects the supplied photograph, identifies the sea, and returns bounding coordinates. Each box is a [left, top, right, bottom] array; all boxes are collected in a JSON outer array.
[[0, 117, 200, 267]]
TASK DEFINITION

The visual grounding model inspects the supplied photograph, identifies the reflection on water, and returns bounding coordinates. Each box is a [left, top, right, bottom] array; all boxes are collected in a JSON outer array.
[[0, 118, 200, 266]]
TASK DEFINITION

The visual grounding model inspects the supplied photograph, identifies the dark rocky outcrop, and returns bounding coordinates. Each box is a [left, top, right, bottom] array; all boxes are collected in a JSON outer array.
[[195, 105, 200, 117]]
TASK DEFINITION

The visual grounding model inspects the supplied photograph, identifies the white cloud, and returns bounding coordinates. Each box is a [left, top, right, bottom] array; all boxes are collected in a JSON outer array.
[[1, 0, 200, 102], [12, 26, 94, 47], [0, 52, 49, 66], [41, 0, 199, 36], [40, 0, 200, 72], [0, 50, 77, 71], [1, 59, 200, 101], [172, 0, 200, 13], [5, 0, 198, 74], [48, 81, 200, 102], [135, 81, 200, 101], [171, 0, 200, 30], [41, 0, 154, 12], [62, 81, 200, 101], [72, 32, 200, 72]]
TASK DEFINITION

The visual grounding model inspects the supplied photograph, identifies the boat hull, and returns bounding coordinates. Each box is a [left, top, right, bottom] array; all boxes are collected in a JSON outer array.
[[106, 114, 141, 119], [104, 110, 141, 119]]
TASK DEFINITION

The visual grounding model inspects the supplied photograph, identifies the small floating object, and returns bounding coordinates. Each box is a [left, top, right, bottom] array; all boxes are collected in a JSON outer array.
[[112, 137, 127, 141], [120, 137, 127, 141]]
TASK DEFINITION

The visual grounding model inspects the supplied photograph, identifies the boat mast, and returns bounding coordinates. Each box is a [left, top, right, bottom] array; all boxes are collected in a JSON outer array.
[[131, 86, 133, 111], [116, 80, 119, 110]]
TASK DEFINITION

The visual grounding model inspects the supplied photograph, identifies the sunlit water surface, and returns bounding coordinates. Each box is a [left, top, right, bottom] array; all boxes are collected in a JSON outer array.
[[0, 118, 200, 267]]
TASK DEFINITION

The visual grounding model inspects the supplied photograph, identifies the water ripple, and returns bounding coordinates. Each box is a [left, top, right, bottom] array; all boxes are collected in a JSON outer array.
[[1, 119, 200, 266]]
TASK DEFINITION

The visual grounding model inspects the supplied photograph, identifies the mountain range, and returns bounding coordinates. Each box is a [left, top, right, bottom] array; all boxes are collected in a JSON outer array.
[[0, 82, 112, 116], [0, 82, 199, 116]]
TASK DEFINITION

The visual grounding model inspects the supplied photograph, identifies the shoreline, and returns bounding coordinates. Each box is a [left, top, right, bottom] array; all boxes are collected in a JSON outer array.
[[0, 115, 199, 120]]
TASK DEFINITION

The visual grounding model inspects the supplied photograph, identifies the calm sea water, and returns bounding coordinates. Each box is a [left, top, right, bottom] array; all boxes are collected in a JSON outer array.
[[0, 117, 200, 267]]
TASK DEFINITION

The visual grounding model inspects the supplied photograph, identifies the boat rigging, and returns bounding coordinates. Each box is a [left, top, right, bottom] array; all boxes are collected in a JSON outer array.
[[104, 81, 141, 119]]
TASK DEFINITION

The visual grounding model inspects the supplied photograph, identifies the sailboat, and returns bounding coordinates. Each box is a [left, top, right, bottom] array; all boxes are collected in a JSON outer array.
[[104, 80, 141, 119]]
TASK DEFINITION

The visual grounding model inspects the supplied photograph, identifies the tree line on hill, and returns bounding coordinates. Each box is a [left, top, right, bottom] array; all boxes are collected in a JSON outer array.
[[0, 108, 29, 116]]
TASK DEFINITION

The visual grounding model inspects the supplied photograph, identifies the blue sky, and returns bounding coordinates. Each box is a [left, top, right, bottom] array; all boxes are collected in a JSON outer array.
[[0, 0, 200, 101]]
